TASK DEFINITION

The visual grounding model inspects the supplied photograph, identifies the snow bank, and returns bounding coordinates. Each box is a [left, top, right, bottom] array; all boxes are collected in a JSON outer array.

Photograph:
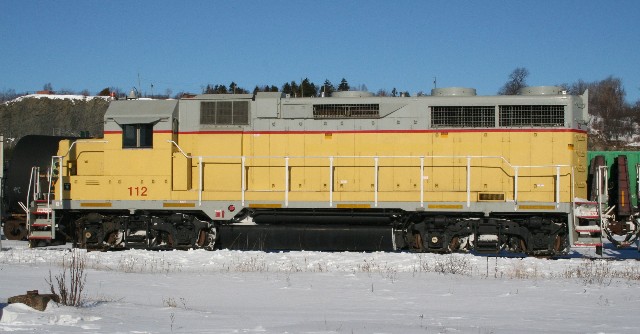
[[0, 240, 638, 333]]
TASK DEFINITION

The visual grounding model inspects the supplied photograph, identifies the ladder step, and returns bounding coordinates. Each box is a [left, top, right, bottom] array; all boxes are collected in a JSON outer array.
[[32, 208, 52, 215], [573, 242, 603, 247], [29, 231, 54, 239], [32, 218, 54, 227], [574, 237, 603, 247], [575, 215, 599, 220], [575, 226, 601, 233]]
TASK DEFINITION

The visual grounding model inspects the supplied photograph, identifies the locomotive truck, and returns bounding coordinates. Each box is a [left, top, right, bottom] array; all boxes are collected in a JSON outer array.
[[3, 86, 639, 255]]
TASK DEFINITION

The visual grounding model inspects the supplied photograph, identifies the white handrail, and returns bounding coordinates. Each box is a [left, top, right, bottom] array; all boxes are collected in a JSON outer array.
[[56, 140, 108, 158], [167, 141, 571, 170], [165, 139, 575, 208]]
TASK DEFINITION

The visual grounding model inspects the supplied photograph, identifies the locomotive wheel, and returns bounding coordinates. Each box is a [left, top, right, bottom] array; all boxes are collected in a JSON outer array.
[[105, 231, 124, 247], [520, 239, 527, 253], [553, 235, 563, 253], [603, 218, 640, 248], [196, 228, 216, 250], [3, 220, 27, 240], [448, 236, 460, 252], [412, 232, 424, 251]]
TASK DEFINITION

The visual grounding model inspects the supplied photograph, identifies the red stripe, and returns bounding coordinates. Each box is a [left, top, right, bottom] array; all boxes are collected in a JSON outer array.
[[180, 128, 587, 135], [104, 130, 172, 134], [105, 129, 587, 135]]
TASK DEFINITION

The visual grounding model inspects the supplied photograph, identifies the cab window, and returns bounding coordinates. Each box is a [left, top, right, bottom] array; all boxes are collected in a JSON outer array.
[[123, 123, 153, 148]]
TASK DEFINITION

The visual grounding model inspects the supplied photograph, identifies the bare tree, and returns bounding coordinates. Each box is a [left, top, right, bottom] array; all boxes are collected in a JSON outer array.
[[498, 67, 529, 95], [0, 88, 18, 102], [590, 76, 628, 141], [376, 89, 390, 97], [569, 79, 590, 96]]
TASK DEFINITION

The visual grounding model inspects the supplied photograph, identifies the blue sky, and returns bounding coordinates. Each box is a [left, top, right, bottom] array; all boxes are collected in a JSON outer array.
[[2, 1, 639, 102]]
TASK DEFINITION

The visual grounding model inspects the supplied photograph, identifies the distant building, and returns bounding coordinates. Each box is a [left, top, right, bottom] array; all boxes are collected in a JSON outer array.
[[36, 90, 55, 95]]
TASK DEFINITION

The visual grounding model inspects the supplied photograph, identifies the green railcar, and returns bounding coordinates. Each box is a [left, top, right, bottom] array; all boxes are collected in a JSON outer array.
[[587, 151, 640, 207]]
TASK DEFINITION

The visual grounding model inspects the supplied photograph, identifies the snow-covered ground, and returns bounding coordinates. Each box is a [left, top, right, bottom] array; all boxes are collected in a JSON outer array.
[[1, 240, 639, 333]]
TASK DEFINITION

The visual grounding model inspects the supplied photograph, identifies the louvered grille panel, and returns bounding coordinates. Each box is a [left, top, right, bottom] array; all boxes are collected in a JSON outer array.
[[313, 104, 379, 119], [431, 106, 495, 128], [499, 105, 564, 127]]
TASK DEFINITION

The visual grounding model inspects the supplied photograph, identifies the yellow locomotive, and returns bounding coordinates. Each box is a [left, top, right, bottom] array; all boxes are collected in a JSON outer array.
[[31, 86, 593, 255]]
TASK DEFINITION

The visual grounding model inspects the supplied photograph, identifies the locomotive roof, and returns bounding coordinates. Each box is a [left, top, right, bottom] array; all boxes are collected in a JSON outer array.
[[105, 99, 178, 124], [101, 87, 589, 132]]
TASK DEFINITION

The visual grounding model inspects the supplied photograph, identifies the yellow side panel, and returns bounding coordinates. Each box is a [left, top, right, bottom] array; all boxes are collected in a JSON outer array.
[[246, 164, 269, 191], [75, 151, 104, 176], [290, 166, 330, 192], [68, 176, 171, 201], [244, 191, 285, 202], [203, 162, 242, 192], [157, 130, 585, 205], [288, 192, 330, 202], [379, 167, 420, 192], [172, 152, 191, 191], [102, 133, 173, 176], [479, 132, 507, 192], [334, 166, 356, 192], [194, 133, 242, 157], [508, 132, 530, 167], [249, 166, 285, 191]]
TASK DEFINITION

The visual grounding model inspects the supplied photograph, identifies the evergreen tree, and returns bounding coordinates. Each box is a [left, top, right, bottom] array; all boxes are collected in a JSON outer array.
[[300, 78, 318, 97], [338, 78, 350, 91], [282, 81, 301, 97], [290, 81, 300, 97], [215, 84, 228, 94], [282, 82, 293, 95], [322, 79, 335, 96]]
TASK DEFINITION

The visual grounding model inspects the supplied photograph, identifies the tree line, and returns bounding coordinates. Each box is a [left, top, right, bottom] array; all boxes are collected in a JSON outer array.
[[499, 67, 640, 149], [0, 77, 414, 102], [1, 69, 639, 151]]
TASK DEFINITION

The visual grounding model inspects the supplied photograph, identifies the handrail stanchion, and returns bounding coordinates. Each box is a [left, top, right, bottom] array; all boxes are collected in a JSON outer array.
[[198, 157, 203, 206], [556, 167, 561, 207], [374, 157, 379, 207], [241, 156, 246, 206], [420, 156, 424, 208], [285, 157, 289, 207], [466, 157, 471, 208], [514, 166, 519, 205], [329, 156, 334, 207]]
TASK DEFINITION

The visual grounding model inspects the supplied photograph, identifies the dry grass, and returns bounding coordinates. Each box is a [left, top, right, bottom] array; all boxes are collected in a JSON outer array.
[[46, 249, 87, 306]]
